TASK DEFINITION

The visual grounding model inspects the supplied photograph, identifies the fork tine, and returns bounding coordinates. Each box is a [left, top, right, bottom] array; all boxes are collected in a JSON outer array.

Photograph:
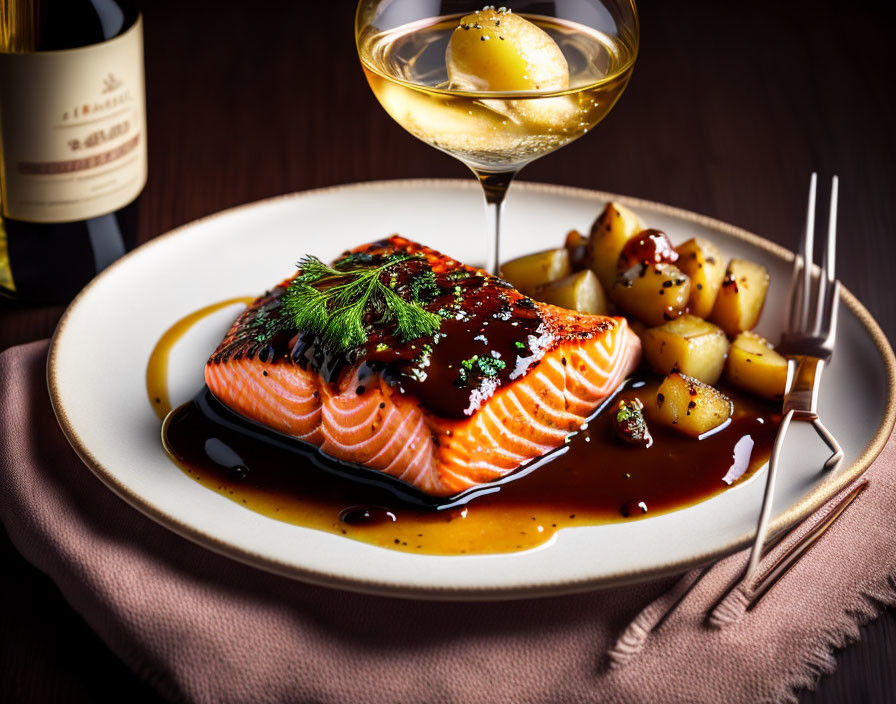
[[812, 176, 839, 334], [786, 255, 804, 334], [825, 175, 839, 282], [797, 173, 817, 332], [822, 279, 841, 348]]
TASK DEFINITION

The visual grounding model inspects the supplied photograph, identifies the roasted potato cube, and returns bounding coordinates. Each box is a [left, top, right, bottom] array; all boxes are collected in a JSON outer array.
[[611, 263, 691, 327], [710, 259, 770, 336], [675, 238, 726, 319], [534, 269, 609, 315], [642, 315, 730, 384], [588, 202, 643, 292], [564, 229, 591, 271], [501, 248, 570, 296], [726, 331, 788, 400], [649, 372, 734, 438]]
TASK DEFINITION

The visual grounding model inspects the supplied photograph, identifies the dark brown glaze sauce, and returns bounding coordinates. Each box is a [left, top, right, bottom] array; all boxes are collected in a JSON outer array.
[[163, 375, 780, 555], [358, 275, 543, 419]]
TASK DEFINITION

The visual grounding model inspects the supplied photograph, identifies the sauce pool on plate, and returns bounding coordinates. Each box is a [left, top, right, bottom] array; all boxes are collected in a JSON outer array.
[[150, 299, 779, 556]]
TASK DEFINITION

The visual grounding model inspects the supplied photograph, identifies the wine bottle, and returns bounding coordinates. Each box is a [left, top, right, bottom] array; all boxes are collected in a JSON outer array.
[[0, 0, 146, 303]]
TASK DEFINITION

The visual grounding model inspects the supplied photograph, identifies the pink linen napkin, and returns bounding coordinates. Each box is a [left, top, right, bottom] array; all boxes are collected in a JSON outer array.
[[2, 339, 896, 704]]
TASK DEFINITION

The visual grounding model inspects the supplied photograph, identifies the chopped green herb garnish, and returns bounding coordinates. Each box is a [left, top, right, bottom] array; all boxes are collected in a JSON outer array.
[[456, 353, 507, 386], [249, 307, 285, 344], [410, 269, 439, 302]]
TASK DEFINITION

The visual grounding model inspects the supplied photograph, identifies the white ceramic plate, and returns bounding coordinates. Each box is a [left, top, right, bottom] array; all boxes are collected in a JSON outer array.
[[48, 180, 895, 600]]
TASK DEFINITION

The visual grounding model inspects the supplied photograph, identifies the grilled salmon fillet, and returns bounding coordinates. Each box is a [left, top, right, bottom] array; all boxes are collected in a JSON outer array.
[[205, 236, 641, 497]]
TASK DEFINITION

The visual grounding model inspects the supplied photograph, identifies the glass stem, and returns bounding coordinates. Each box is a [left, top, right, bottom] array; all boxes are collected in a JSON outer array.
[[476, 170, 517, 275]]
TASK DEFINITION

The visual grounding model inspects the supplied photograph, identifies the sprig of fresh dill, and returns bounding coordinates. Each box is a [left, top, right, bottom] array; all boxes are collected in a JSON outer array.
[[282, 253, 442, 353]]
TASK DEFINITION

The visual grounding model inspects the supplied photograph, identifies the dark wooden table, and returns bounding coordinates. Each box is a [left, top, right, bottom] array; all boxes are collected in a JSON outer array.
[[2, 0, 894, 701]]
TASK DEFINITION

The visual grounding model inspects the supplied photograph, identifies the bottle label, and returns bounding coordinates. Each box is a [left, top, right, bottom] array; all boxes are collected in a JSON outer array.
[[0, 17, 147, 223]]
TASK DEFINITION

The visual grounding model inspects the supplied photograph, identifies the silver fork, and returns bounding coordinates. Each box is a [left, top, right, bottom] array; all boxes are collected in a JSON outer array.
[[738, 173, 844, 589]]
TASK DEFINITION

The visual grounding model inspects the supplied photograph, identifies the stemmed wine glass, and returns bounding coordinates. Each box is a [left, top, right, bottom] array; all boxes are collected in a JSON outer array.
[[355, 0, 639, 274]]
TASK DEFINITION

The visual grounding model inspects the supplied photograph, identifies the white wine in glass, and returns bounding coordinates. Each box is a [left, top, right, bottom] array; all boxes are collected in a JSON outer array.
[[356, 2, 639, 274]]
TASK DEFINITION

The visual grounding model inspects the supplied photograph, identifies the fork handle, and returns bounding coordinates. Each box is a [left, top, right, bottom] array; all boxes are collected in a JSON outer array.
[[743, 408, 795, 582]]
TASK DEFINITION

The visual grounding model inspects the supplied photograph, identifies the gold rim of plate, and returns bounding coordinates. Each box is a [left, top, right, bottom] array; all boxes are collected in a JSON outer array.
[[46, 179, 896, 600]]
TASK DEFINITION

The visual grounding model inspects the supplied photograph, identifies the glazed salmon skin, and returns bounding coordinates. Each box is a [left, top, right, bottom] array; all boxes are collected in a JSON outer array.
[[205, 236, 641, 497]]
